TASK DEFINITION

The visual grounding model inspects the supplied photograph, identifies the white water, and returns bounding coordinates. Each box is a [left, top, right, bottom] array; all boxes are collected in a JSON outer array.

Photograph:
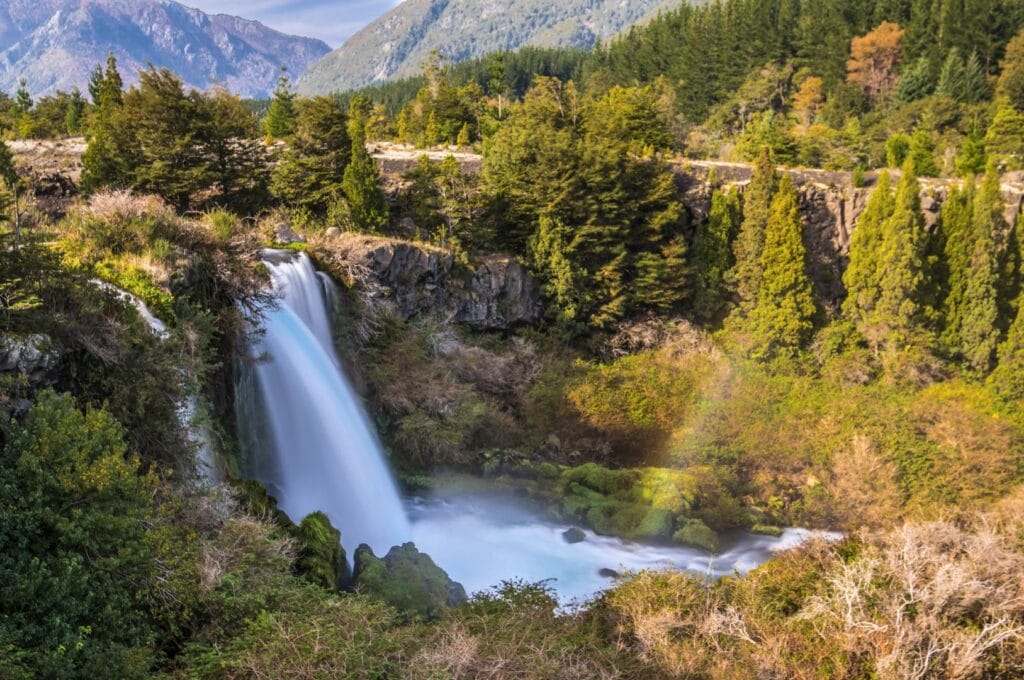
[[240, 252, 837, 599], [409, 493, 842, 604], [241, 251, 410, 555]]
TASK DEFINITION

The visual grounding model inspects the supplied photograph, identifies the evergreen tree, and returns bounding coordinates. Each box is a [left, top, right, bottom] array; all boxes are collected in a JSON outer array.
[[342, 98, 389, 232], [939, 178, 976, 351], [936, 48, 967, 99], [691, 183, 741, 322], [0, 140, 22, 247], [985, 98, 1024, 169], [271, 97, 351, 214], [894, 56, 935, 102], [996, 27, 1024, 111], [731, 148, 778, 312], [749, 175, 816, 358], [81, 55, 129, 195], [908, 126, 940, 176], [13, 79, 32, 115], [64, 87, 85, 136], [843, 172, 896, 329], [265, 66, 297, 139], [867, 159, 936, 351], [959, 169, 1002, 371], [955, 127, 988, 176], [203, 88, 270, 212], [989, 301, 1024, 402]]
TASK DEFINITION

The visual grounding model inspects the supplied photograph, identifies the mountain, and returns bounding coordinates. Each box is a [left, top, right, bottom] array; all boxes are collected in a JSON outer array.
[[0, 0, 331, 99], [297, 0, 681, 95]]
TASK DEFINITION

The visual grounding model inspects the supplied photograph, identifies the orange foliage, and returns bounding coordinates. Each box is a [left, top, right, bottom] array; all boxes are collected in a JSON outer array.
[[847, 22, 905, 100]]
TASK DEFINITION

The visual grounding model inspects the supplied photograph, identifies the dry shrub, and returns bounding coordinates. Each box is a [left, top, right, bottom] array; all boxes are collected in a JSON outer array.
[[801, 519, 1024, 679], [82, 190, 175, 224], [409, 624, 480, 678], [199, 515, 297, 594], [830, 435, 902, 528]]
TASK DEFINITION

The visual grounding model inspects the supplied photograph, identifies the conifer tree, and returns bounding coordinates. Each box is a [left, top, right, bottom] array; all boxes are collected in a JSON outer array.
[[265, 66, 297, 139], [960, 190, 1001, 371], [985, 98, 1024, 169], [14, 79, 31, 116], [989, 301, 1024, 402], [843, 172, 896, 329], [908, 126, 939, 176], [81, 55, 130, 195], [64, 88, 85, 136], [731, 148, 778, 312], [894, 56, 935, 103], [691, 182, 740, 322], [0, 140, 22, 247], [997, 28, 1024, 111], [939, 178, 976, 350], [749, 175, 816, 358], [867, 160, 936, 350], [271, 97, 351, 214], [342, 99, 389, 232]]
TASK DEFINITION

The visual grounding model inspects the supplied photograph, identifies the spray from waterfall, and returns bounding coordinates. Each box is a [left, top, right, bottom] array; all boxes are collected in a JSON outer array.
[[237, 251, 410, 555]]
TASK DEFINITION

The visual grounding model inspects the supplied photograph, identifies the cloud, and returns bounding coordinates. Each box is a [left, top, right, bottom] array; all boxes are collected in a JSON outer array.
[[184, 0, 404, 47]]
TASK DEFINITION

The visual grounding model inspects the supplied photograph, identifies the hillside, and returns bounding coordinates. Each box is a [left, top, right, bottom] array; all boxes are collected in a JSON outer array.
[[296, 0, 679, 95], [0, 0, 330, 98]]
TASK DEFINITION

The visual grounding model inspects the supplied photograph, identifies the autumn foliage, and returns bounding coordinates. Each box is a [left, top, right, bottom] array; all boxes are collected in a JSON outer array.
[[848, 22, 905, 100]]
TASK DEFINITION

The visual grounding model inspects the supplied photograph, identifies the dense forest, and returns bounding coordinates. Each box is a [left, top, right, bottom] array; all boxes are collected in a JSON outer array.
[[2, 0, 1024, 677]]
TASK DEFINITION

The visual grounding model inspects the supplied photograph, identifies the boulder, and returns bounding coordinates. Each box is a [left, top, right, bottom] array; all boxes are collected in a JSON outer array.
[[562, 527, 586, 544], [0, 334, 59, 385], [274, 221, 305, 245], [599, 568, 621, 579], [673, 519, 720, 553], [353, 542, 467, 619]]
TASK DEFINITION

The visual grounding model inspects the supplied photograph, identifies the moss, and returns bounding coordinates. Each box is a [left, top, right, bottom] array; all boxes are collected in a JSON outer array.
[[294, 512, 350, 591], [353, 543, 467, 621], [673, 519, 720, 552], [751, 524, 785, 537]]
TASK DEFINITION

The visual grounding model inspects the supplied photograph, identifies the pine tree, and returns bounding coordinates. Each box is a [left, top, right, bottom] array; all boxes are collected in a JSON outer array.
[[749, 175, 816, 358], [908, 126, 939, 176], [843, 172, 896, 329], [81, 55, 130, 195], [936, 48, 967, 99], [731, 148, 778, 312], [867, 160, 935, 350], [894, 56, 935, 103], [939, 178, 976, 351], [64, 88, 85, 136], [985, 98, 1024, 169], [14, 79, 32, 115], [271, 97, 351, 214], [989, 301, 1024, 402], [0, 140, 22, 247], [342, 100, 389, 232], [960, 199, 1001, 371], [691, 183, 740, 322], [265, 66, 297, 139], [997, 28, 1024, 111]]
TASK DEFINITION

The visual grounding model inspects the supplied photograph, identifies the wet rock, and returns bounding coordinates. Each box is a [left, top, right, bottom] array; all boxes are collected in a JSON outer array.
[[274, 221, 305, 245], [673, 519, 720, 553], [599, 568, 620, 579], [0, 334, 59, 385], [563, 527, 586, 544], [353, 542, 467, 619]]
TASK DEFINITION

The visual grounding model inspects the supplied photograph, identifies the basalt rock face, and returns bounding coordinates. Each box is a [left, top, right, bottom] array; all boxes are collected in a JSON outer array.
[[676, 163, 1024, 309], [352, 542, 468, 619], [314, 235, 542, 330], [0, 334, 60, 385]]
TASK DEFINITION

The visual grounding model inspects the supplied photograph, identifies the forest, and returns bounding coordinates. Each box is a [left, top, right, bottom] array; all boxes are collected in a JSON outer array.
[[1, 0, 1024, 677]]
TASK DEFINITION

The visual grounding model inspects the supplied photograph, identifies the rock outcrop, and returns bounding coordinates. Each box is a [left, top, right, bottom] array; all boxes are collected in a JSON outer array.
[[353, 542, 468, 619], [314, 234, 542, 330], [0, 333, 59, 385]]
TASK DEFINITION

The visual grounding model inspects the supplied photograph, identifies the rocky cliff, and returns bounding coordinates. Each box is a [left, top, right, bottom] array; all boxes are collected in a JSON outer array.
[[310, 233, 542, 331]]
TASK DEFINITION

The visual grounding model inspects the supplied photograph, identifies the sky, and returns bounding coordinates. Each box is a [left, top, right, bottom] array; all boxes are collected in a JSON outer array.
[[184, 0, 404, 47]]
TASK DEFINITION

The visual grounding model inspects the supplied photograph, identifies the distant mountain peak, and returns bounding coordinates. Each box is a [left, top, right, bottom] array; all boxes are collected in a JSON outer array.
[[297, 0, 679, 96], [0, 0, 331, 98]]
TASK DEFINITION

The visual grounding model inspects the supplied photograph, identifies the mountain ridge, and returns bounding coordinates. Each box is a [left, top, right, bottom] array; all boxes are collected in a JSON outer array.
[[297, 0, 681, 95], [0, 0, 331, 98]]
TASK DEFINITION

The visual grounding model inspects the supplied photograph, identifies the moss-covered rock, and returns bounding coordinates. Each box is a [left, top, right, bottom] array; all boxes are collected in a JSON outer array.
[[562, 527, 586, 543], [353, 542, 467, 620], [295, 512, 350, 591], [673, 519, 720, 552]]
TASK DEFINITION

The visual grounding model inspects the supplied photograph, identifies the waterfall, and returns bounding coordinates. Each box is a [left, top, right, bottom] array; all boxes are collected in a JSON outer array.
[[239, 251, 409, 555]]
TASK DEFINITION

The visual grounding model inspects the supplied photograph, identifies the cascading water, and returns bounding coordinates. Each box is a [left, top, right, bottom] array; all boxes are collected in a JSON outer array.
[[238, 251, 409, 555]]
